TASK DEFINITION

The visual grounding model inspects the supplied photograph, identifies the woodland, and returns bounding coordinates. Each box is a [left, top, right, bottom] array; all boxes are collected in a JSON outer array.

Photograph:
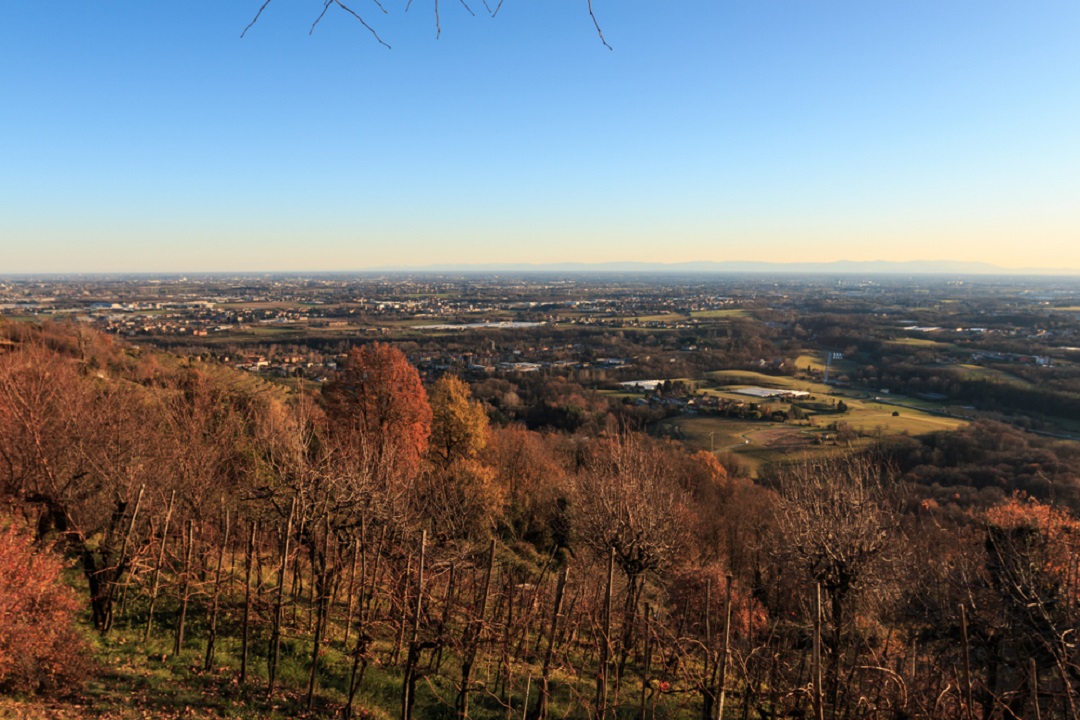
[[2, 318, 1080, 720]]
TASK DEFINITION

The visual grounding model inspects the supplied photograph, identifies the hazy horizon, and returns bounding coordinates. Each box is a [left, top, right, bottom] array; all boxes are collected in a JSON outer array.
[[5, 258, 1080, 280], [3, 2, 1079, 273]]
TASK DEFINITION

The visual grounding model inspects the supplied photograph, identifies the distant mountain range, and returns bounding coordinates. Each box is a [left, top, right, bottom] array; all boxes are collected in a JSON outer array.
[[375, 260, 1077, 275]]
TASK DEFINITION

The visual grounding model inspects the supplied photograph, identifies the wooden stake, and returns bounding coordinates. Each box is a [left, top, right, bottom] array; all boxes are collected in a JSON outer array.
[[268, 498, 295, 696], [240, 520, 257, 683], [143, 490, 175, 643], [813, 583, 824, 720], [960, 604, 974, 720], [716, 574, 733, 720], [203, 506, 231, 671]]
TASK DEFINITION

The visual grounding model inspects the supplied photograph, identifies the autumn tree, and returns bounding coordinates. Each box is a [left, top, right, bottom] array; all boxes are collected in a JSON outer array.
[[982, 494, 1080, 715], [484, 425, 569, 550], [322, 343, 432, 485], [0, 341, 157, 632], [0, 521, 88, 695], [428, 375, 489, 468], [416, 375, 501, 542]]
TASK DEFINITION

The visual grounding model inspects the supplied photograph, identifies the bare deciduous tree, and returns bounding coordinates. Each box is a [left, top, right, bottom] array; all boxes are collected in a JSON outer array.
[[772, 454, 900, 713]]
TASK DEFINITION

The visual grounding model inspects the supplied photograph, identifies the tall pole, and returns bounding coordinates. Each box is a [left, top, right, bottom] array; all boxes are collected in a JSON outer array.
[[716, 574, 734, 720], [813, 583, 824, 720]]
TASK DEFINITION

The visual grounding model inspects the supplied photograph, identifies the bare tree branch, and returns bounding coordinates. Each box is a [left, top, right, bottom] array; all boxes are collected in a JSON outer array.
[[246, 0, 610, 48], [241, 0, 274, 38], [310, 0, 335, 35], [334, 0, 392, 49], [587, 0, 612, 50]]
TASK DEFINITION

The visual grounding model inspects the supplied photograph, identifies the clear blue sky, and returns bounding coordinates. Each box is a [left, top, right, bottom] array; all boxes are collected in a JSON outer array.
[[2, 1, 1079, 272]]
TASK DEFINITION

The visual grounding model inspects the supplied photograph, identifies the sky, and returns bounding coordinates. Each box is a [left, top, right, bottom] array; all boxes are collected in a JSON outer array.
[[2, 1, 1079, 273]]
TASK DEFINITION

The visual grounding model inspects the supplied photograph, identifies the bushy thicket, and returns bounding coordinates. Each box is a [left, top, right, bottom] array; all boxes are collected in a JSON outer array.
[[0, 522, 88, 695]]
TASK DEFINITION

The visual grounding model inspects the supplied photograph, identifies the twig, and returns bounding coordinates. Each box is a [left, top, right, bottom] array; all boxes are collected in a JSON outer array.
[[436, 0, 441, 39], [587, 0, 612, 50], [241, 0, 274, 37], [310, 0, 335, 34], [335, 0, 392, 48], [459, 0, 476, 17], [492, 0, 505, 18]]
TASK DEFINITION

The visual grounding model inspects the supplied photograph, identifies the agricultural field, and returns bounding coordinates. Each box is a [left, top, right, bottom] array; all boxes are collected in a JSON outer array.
[[793, 353, 858, 376], [659, 394, 968, 476], [953, 363, 1035, 387], [688, 308, 750, 319]]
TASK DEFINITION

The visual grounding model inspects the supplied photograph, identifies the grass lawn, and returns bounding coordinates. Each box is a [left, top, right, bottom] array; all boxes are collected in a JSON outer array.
[[705, 370, 832, 395], [658, 395, 968, 476], [689, 309, 750, 319], [625, 313, 689, 323], [953, 363, 1034, 387], [793, 354, 858, 376], [843, 399, 967, 434], [884, 337, 956, 349]]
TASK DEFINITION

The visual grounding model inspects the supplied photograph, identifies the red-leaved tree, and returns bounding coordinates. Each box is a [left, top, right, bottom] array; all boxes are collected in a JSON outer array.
[[322, 343, 432, 495], [0, 522, 88, 695]]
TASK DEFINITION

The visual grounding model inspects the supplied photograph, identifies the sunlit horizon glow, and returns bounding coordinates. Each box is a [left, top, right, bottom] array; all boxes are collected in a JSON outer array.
[[2, 2, 1079, 274]]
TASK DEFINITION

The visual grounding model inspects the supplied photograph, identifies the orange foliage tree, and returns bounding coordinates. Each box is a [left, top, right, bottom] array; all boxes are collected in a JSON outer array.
[[322, 343, 432, 483], [0, 521, 88, 695], [484, 425, 569, 549], [984, 494, 1080, 651]]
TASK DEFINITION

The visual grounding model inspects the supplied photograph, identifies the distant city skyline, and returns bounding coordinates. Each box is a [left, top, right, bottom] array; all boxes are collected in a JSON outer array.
[[2, 2, 1079, 273]]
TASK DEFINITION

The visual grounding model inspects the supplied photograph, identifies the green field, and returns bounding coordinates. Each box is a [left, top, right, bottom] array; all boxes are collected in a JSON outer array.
[[794, 354, 858, 375], [658, 393, 968, 476], [954, 363, 1034, 387], [885, 337, 955, 349], [689, 308, 750, 319], [626, 313, 688, 323], [705, 369, 830, 394]]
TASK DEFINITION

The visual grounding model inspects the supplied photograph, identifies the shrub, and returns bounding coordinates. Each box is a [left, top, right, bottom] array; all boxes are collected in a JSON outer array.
[[0, 521, 89, 695]]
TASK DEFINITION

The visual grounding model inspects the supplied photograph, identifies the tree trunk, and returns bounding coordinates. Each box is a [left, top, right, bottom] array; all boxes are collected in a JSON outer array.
[[536, 565, 569, 720], [174, 519, 196, 656], [596, 547, 615, 720], [458, 539, 496, 720], [240, 520, 257, 683], [204, 508, 230, 671], [144, 491, 175, 643], [268, 499, 295, 696], [401, 530, 426, 720]]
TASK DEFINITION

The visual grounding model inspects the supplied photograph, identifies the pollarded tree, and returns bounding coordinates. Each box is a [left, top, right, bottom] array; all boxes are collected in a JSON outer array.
[[772, 454, 900, 710], [573, 432, 693, 712], [574, 432, 692, 616]]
